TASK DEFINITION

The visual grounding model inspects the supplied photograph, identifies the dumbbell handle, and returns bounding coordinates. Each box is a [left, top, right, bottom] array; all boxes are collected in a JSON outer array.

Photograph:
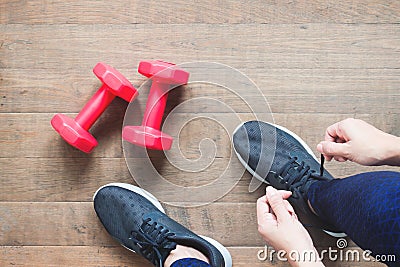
[[75, 84, 115, 130], [142, 81, 169, 130]]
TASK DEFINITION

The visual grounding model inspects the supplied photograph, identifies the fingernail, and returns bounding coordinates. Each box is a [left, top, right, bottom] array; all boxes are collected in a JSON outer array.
[[266, 186, 276, 197]]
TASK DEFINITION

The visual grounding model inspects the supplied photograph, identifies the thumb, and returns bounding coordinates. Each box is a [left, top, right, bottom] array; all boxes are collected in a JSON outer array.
[[317, 141, 350, 158], [278, 190, 292, 200], [266, 187, 291, 222]]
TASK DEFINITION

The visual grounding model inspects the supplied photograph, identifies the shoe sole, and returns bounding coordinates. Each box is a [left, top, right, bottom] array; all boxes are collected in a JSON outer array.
[[94, 183, 233, 266], [232, 121, 347, 238]]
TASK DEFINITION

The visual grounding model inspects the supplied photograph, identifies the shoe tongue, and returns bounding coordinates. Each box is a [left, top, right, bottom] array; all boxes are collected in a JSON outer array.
[[139, 223, 177, 266], [148, 238, 177, 267], [288, 164, 302, 176], [158, 241, 177, 265], [285, 161, 308, 179]]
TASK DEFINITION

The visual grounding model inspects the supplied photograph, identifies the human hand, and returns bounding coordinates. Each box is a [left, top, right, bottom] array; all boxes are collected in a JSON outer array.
[[257, 187, 323, 267], [317, 118, 400, 166]]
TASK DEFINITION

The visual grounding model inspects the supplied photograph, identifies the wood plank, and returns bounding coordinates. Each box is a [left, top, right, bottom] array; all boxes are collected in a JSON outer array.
[[163, 88, 400, 114], [0, 202, 357, 248], [0, 68, 138, 113], [2, 1, 399, 266], [0, 111, 126, 158], [1, 113, 399, 158], [1, 24, 400, 70], [0, 157, 263, 203], [0, 0, 399, 24], [0, 157, 398, 203], [1, 68, 400, 113], [2, 82, 400, 115], [0, 246, 152, 267], [0, 246, 386, 267]]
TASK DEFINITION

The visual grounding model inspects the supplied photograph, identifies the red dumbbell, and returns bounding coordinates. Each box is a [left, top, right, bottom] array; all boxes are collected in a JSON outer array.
[[122, 60, 189, 150], [51, 62, 138, 153]]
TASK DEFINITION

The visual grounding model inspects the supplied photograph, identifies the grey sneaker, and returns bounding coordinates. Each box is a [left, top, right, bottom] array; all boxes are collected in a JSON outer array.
[[93, 183, 232, 267], [233, 120, 346, 237]]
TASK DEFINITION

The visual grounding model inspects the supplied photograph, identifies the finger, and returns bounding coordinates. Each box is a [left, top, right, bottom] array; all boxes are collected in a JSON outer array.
[[336, 138, 346, 144], [284, 200, 295, 215], [277, 190, 292, 199], [266, 187, 291, 222], [325, 155, 333, 161], [257, 196, 269, 212], [269, 192, 295, 215], [325, 122, 341, 142], [317, 143, 332, 161], [318, 141, 350, 159], [266, 189, 292, 203], [257, 196, 273, 226], [334, 156, 348, 162], [317, 154, 332, 161]]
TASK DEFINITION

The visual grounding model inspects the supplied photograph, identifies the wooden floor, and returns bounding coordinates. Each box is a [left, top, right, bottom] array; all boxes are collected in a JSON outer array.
[[1, 1, 399, 266]]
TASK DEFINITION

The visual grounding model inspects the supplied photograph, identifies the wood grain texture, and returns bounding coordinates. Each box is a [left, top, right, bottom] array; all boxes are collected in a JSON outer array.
[[0, 246, 153, 267], [0, 202, 356, 248], [1, 68, 400, 113], [1, 113, 398, 158], [1, 24, 400, 71], [0, 157, 398, 203], [0, 0, 399, 24], [1, 1, 399, 266], [0, 246, 386, 267]]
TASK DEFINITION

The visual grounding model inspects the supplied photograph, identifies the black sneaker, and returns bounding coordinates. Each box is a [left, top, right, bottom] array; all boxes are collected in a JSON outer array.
[[93, 183, 232, 267], [232, 120, 346, 237]]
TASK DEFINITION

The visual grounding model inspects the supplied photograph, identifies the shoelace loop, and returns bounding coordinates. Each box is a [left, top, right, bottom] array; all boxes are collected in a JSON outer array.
[[277, 155, 329, 198], [129, 218, 176, 266]]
